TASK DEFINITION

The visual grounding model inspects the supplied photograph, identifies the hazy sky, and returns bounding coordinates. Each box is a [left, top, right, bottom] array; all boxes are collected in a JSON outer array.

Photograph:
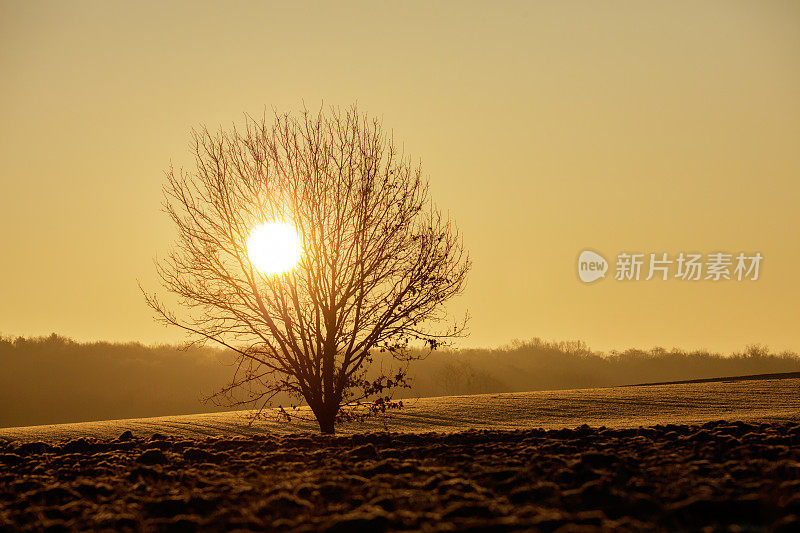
[[1, 1, 798, 353]]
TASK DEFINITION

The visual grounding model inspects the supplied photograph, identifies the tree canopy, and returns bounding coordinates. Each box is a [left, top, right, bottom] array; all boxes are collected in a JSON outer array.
[[145, 105, 470, 433]]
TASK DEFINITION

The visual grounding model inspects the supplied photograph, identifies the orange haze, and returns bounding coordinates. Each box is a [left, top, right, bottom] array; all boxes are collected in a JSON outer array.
[[1, 1, 798, 353]]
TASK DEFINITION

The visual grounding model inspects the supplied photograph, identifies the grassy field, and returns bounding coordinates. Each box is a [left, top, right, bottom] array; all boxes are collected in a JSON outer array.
[[2, 376, 798, 442]]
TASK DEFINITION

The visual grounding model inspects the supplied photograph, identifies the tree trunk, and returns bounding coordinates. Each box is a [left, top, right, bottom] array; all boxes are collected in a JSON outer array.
[[317, 412, 335, 435]]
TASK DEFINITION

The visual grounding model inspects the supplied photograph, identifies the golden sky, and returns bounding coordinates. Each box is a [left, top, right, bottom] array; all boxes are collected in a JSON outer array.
[[1, 1, 798, 353]]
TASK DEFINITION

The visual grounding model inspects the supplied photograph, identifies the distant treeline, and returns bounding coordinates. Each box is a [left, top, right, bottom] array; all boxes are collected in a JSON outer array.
[[407, 339, 800, 398], [0, 334, 234, 428], [1, 334, 798, 428]]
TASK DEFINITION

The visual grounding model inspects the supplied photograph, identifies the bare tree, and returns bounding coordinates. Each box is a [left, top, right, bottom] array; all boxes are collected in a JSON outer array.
[[144, 105, 470, 433]]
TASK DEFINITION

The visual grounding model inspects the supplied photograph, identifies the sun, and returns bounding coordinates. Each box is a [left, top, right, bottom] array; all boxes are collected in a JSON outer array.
[[246, 222, 302, 275]]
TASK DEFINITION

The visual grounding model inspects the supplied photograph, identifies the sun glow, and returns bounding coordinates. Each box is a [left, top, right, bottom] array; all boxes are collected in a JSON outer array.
[[246, 222, 302, 275]]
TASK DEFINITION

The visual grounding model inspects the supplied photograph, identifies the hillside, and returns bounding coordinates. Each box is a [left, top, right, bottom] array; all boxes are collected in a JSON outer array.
[[2, 335, 799, 428]]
